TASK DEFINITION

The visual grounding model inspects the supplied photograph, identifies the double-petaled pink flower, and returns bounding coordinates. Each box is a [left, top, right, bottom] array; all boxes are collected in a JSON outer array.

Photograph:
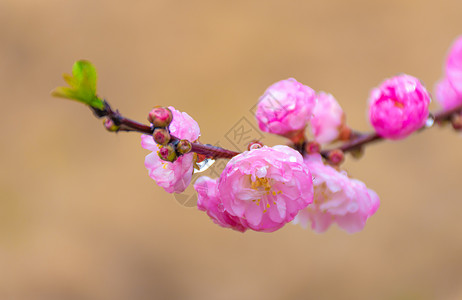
[[141, 106, 200, 193], [293, 154, 380, 233], [195, 145, 313, 232], [255, 78, 316, 137], [368, 74, 431, 140]]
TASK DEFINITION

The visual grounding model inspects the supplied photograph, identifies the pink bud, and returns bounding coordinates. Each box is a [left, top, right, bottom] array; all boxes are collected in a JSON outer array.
[[327, 149, 344, 165], [158, 144, 177, 162], [368, 74, 430, 140], [451, 112, 462, 130], [152, 128, 171, 145], [305, 141, 320, 154], [103, 118, 119, 132], [148, 106, 173, 127], [176, 139, 192, 154]]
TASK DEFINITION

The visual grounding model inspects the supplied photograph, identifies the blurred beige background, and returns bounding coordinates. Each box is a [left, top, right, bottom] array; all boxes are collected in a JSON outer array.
[[1, 0, 462, 299]]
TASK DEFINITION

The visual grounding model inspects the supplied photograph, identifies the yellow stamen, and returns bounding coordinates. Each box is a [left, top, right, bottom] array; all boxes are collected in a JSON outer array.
[[250, 177, 272, 191]]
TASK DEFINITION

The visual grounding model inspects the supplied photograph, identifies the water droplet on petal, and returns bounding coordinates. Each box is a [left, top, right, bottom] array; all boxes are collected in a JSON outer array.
[[194, 158, 215, 173]]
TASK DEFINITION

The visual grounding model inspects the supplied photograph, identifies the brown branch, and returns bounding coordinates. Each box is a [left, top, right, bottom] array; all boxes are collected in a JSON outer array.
[[93, 100, 462, 162], [94, 101, 240, 160]]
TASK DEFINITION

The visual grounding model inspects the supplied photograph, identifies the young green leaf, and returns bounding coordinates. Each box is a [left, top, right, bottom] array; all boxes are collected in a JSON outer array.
[[52, 60, 104, 110]]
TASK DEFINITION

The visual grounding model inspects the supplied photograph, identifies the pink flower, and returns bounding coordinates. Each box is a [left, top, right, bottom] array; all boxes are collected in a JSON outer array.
[[141, 106, 200, 193], [293, 154, 380, 233], [435, 78, 462, 110], [218, 145, 313, 232], [435, 36, 462, 110], [310, 92, 345, 144], [368, 74, 431, 140], [255, 78, 316, 136], [194, 176, 248, 232], [446, 35, 462, 94]]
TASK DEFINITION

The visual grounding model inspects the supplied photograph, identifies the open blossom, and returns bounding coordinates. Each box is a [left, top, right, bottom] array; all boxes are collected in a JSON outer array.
[[446, 35, 462, 94], [218, 145, 313, 232], [194, 176, 248, 232], [141, 106, 200, 193], [293, 154, 380, 233], [368, 74, 430, 140], [310, 92, 345, 144], [255, 78, 316, 136]]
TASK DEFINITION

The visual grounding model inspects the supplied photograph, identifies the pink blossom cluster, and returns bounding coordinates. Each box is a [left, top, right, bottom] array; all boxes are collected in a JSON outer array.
[[54, 36, 462, 236], [141, 106, 200, 193], [141, 73, 441, 233], [140, 77, 386, 233], [435, 36, 462, 110], [255, 78, 346, 144]]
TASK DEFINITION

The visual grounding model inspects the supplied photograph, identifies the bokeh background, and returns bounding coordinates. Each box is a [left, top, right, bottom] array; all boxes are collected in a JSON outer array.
[[1, 0, 462, 299]]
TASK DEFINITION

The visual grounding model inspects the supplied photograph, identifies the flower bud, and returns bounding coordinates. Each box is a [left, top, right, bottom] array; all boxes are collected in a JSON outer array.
[[103, 118, 119, 132], [177, 139, 192, 154], [152, 128, 171, 145], [305, 141, 320, 154], [451, 112, 462, 130], [158, 144, 177, 162], [327, 149, 344, 165], [148, 106, 173, 127]]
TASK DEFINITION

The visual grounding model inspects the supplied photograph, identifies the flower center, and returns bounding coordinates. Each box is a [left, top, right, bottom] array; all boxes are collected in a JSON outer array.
[[393, 100, 404, 109], [249, 176, 283, 213], [250, 176, 272, 191]]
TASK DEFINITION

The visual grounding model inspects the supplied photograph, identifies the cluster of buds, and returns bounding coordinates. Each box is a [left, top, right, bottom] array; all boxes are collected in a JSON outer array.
[[146, 106, 192, 163]]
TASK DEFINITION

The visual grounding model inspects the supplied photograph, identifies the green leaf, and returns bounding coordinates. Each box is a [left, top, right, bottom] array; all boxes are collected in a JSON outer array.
[[51, 60, 104, 110]]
